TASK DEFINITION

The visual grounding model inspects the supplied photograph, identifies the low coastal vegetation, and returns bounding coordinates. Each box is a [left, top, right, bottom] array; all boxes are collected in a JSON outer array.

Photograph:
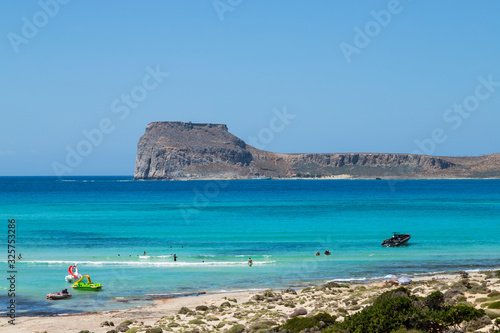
[[68, 271, 500, 333], [272, 287, 487, 333]]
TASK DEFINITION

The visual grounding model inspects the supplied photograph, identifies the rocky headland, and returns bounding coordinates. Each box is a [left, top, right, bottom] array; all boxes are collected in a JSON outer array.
[[134, 122, 500, 180]]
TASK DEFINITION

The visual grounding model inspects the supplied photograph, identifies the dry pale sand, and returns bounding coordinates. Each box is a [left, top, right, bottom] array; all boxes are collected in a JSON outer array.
[[3, 271, 500, 333]]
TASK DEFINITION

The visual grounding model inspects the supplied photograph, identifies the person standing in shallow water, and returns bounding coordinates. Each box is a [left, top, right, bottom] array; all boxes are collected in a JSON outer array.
[[173, 254, 177, 262], [248, 257, 253, 267]]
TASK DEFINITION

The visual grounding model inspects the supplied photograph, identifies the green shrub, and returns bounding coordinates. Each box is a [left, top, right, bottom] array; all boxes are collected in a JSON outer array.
[[228, 324, 245, 333], [489, 291, 500, 297], [188, 319, 205, 325], [216, 321, 232, 329], [451, 279, 490, 294], [145, 328, 163, 333], [437, 304, 487, 326], [339, 295, 416, 333], [488, 301, 500, 309], [314, 313, 337, 325], [124, 328, 140, 333], [424, 291, 445, 311], [372, 287, 412, 306], [178, 307, 193, 315], [263, 289, 275, 297], [333, 288, 484, 333], [195, 305, 208, 311], [276, 313, 336, 333]]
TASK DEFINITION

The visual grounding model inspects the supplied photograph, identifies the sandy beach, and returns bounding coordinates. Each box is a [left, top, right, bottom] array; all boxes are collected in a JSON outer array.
[[4, 271, 500, 333]]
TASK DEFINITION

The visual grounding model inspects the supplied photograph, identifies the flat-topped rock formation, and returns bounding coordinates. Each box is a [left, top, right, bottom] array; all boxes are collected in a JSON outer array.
[[134, 122, 500, 179]]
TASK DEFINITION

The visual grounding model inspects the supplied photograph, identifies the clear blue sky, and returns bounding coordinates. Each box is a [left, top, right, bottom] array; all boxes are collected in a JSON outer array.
[[1, 1, 499, 176]]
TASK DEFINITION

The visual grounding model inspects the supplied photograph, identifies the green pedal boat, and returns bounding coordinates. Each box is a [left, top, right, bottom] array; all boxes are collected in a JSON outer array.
[[72, 275, 103, 290]]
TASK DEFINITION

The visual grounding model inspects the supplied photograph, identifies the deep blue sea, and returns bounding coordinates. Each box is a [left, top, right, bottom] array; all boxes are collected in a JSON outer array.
[[1, 177, 499, 315]]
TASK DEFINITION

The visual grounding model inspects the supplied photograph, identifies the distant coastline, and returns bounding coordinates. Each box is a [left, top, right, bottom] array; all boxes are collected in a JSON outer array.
[[134, 122, 500, 180], [136, 175, 500, 181]]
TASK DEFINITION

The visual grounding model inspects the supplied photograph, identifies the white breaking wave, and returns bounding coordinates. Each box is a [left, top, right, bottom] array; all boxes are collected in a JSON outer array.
[[18, 260, 276, 267], [326, 277, 367, 282]]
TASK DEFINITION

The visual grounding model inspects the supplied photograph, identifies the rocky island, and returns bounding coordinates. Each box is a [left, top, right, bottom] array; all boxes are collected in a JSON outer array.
[[134, 122, 500, 180]]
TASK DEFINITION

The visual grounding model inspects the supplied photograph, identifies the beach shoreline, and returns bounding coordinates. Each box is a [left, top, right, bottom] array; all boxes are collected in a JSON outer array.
[[5, 270, 499, 333]]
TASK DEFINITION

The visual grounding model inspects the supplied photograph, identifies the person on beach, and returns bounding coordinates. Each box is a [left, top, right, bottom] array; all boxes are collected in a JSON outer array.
[[315, 251, 320, 256], [173, 254, 177, 262], [248, 257, 253, 267], [324, 250, 331, 255]]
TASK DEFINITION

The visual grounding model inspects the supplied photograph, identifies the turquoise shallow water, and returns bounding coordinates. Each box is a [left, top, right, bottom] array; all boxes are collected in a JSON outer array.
[[1, 177, 499, 315]]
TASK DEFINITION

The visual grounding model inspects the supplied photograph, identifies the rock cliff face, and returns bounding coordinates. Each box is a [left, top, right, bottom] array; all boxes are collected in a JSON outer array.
[[134, 122, 500, 179]]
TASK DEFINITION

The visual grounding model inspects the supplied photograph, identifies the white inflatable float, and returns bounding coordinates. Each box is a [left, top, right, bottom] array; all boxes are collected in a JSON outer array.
[[65, 264, 82, 283]]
